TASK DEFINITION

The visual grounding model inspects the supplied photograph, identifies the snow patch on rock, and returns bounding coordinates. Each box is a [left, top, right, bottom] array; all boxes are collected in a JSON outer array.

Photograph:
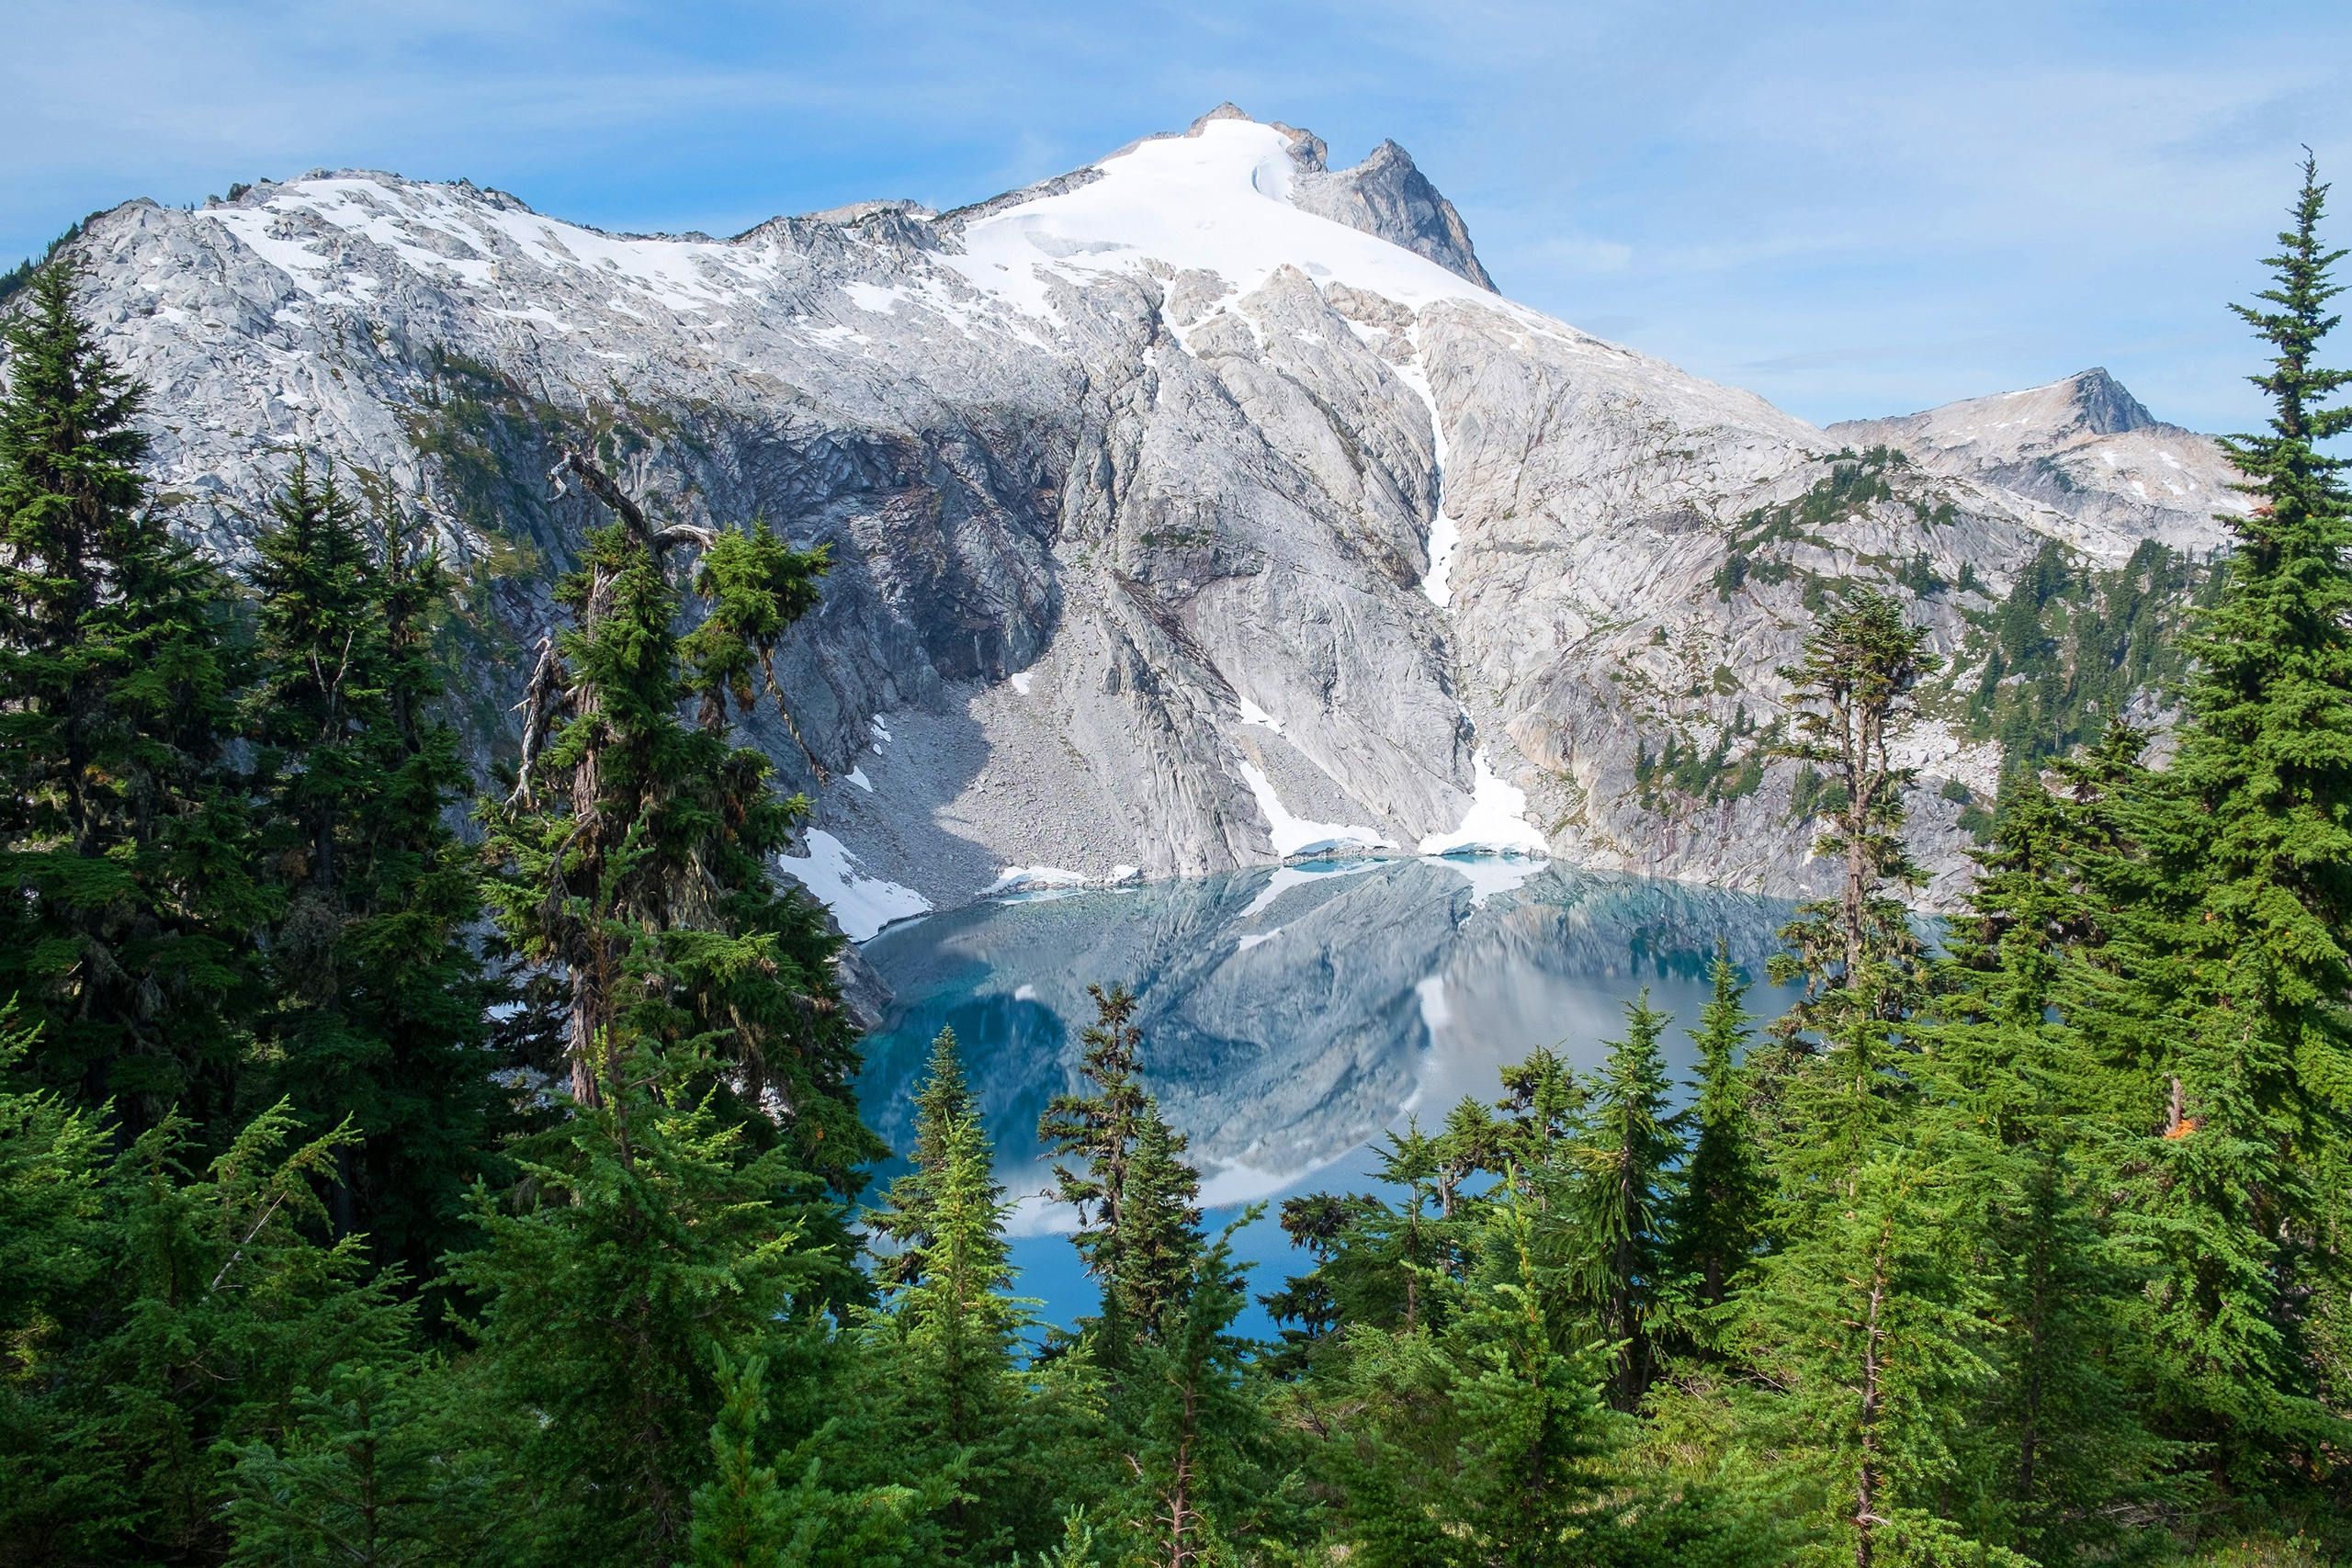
[[776, 830, 932, 942], [986, 865, 1092, 895], [1236, 761, 1394, 857], [1236, 695, 1285, 733], [1418, 753, 1550, 857], [1391, 355, 1460, 609]]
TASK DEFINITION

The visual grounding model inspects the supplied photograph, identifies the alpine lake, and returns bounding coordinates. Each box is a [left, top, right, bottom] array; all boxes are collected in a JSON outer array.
[[853, 854, 1804, 1338]]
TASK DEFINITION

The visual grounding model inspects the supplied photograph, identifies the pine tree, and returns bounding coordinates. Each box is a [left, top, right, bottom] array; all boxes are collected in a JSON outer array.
[[1770, 588, 1939, 1026], [1670, 948, 1766, 1312], [0, 263, 264, 1132], [866, 1025, 975, 1289], [1563, 992, 1681, 1408], [443, 1052, 854, 1568], [1040, 983, 1204, 1347], [2086, 156, 2352, 1478], [245, 459, 497, 1277], [16, 1100, 418, 1562], [480, 451, 875, 1189]]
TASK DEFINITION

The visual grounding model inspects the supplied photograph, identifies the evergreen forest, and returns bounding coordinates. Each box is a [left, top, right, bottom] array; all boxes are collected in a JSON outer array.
[[4, 162, 2352, 1568]]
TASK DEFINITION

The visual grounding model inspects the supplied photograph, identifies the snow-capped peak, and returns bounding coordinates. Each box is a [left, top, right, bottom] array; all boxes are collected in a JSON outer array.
[[940, 116, 1500, 321]]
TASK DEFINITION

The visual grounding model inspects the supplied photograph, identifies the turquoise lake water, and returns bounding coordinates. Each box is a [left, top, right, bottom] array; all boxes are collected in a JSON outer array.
[[854, 855, 1800, 1337]]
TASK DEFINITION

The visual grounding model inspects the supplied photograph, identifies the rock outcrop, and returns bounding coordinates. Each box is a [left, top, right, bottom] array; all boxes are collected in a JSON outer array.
[[24, 107, 2243, 930], [1827, 368, 2237, 553]]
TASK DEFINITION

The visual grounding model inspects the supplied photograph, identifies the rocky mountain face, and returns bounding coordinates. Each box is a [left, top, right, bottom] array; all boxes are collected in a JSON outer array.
[[1827, 367, 2241, 552], [32, 107, 2243, 935]]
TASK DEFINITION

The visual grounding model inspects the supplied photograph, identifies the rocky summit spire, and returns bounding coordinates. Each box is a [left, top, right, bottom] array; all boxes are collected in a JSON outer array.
[[1270, 117, 1497, 291], [2067, 367, 2157, 435], [1159, 105, 1497, 291]]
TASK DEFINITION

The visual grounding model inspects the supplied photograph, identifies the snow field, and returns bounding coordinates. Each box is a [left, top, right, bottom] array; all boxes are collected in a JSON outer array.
[[775, 830, 932, 942]]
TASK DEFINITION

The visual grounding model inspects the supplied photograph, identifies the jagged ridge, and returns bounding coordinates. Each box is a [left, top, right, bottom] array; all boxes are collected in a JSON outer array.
[[11, 107, 2241, 934]]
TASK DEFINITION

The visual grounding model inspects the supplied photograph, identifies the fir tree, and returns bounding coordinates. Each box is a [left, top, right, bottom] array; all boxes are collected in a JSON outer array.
[[688, 1351, 794, 1568], [480, 451, 875, 1189], [1320, 1123, 1464, 1337], [866, 1025, 975, 1290], [245, 459, 497, 1276], [1929, 784, 2176, 1562], [220, 1359, 500, 1568], [13, 1101, 416, 1562], [0, 263, 264, 1131], [443, 1050, 854, 1568], [1119, 1100, 1206, 1333], [1434, 1092, 1505, 1217], [0, 1004, 110, 1557], [1671, 948, 1766, 1312], [2084, 156, 2352, 1478], [1263, 1189, 1382, 1362], [1432, 1179, 1624, 1568], [1040, 983, 1204, 1347], [1494, 1044, 1587, 1188], [1742, 1117, 2002, 1568], [890, 1108, 1029, 1556], [687, 1346, 948, 1568], [1564, 992, 1681, 1408], [1113, 1220, 1284, 1568], [1770, 588, 1939, 1025]]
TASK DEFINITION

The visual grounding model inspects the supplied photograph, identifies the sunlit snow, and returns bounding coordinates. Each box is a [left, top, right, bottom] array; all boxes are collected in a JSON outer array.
[[776, 830, 931, 942], [1418, 752, 1549, 857], [986, 865, 1091, 895], [1236, 761, 1393, 858], [1391, 355, 1460, 609], [205, 175, 776, 313], [944, 118, 1503, 323], [842, 281, 909, 313], [1236, 695, 1285, 733]]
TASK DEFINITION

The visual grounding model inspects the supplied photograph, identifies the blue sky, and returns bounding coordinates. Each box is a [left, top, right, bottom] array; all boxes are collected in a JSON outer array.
[[6, 0, 2348, 432]]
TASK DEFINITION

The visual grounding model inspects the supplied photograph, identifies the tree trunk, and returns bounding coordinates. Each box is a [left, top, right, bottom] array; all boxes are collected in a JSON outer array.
[[1855, 1231, 1890, 1568]]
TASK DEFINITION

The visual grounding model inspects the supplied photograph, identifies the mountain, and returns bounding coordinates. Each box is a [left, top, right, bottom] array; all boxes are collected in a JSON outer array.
[[28, 107, 2239, 933], [1827, 368, 2238, 552]]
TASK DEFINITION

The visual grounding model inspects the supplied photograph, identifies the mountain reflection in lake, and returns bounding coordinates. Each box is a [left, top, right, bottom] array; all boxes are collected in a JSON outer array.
[[855, 855, 1799, 1332]]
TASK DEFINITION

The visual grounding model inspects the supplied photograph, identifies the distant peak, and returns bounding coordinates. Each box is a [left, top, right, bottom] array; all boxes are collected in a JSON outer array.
[[1190, 103, 1255, 132], [2067, 367, 2158, 435]]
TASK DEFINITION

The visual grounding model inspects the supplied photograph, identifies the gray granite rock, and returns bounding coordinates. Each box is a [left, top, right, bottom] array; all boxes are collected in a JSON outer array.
[[17, 110, 2228, 934]]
